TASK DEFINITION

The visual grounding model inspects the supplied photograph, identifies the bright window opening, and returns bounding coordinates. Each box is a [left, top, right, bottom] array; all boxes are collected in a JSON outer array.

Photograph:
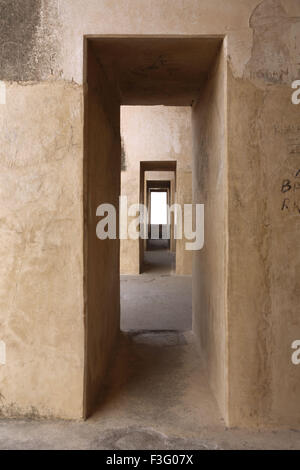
[[151, 192, 168, 225]]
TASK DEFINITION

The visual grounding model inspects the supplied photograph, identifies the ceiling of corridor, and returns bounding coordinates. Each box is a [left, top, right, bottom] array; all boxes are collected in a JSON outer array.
[[89, 37, 223, 105]]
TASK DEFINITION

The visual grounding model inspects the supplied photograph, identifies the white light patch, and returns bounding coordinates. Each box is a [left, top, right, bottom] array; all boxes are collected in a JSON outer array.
[[151, 192, 168, 225], [0, 341, 6, 365], [0, 82, 6, 105]]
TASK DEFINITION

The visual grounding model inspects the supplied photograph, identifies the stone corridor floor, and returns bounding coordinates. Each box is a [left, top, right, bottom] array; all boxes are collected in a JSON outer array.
[[0, 269, 299, 450], [120, 274, 192, 331], [0, 330, 300, 450]]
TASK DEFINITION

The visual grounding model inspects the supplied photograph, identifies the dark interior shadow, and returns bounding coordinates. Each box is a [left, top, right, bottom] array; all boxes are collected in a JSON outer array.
[[143, 247, 175, 274], [92, 330, 189, 417]]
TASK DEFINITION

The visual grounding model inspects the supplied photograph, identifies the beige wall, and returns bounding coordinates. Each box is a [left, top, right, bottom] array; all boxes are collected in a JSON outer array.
[[0, 0, 299, 427], [84, 44, 121, 418], [192, 43, 228, 420], [120, 106, 193, 275], [0, 82, 85, 419], [227, 61, 300, 427]]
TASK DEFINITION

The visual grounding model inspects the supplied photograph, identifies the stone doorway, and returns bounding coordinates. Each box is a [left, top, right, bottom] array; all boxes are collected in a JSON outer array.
[[84, 36, 226, 421]]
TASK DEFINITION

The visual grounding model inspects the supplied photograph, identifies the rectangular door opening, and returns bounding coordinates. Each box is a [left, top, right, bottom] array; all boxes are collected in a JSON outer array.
[[84, 36, 227, 429]]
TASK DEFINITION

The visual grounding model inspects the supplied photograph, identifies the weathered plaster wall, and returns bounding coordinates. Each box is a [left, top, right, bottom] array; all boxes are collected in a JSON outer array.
[[56, 0, 260, 85], [227, 0, 300, 427], [192, 43, 228, 419], [84, 44, 121, 418], [176, 169, 193, 275], [0, 82, 84, 419], [0, 0, 299, 426], [0, 0, 62, 81], [120, 106, 193, 275]]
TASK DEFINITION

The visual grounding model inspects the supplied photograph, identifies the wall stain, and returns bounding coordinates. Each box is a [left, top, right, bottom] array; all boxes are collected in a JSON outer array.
[[0, 0, 61, 81], [245, 0, 300, 85]]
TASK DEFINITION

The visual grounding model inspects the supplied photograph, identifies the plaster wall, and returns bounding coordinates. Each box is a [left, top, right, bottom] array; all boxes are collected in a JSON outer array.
[[192, 43, 228, 420], [84, 44, 121, 418], [0, 0, 299, 426], [0, 81, 85, 418], [225, 0, 300, 427], [227, 65, 300, 428]]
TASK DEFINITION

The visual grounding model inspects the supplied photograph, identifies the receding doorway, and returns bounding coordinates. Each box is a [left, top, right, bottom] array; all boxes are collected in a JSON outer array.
[[84, 36, 227, 427], [139, 161, 177, 274]]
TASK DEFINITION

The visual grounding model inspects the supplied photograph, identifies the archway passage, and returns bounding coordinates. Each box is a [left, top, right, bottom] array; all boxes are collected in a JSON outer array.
[[146, 183, 173, 271], [84, 36, 227, 421], [139, 160, 177, 274]]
